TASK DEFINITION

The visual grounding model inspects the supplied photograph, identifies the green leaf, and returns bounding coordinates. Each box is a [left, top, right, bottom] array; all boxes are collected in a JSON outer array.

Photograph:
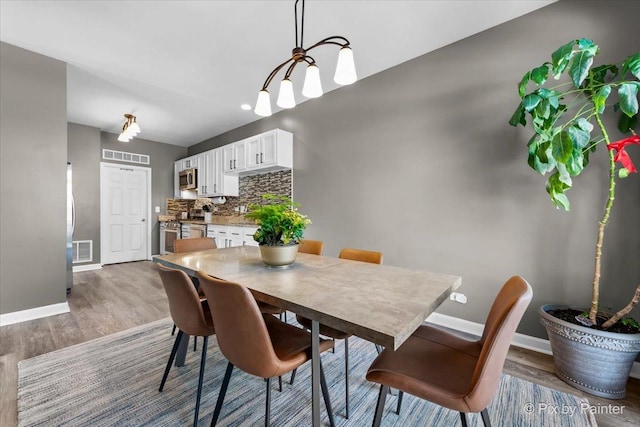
[[551, 40, 577, 78], [575, 117, 594, 133], [551, 131, 573, 162], [622, 52, 640, 79], [593, 85, 611, 114], [531, 64, 549, 85], [535, 99, 550, 119], [546, 172, 571, 210], [568, 124, 591, 149], [566, 148, 585, 176], [556, 162, 572, 186], [618, 83, 639, 117], [569, 45, 596, 87], [619, 168, 630, 178], [522, 93, 542, 112], [618, 113, 638, 132], [518, 71, 531, 97], [509, 104, 526, 127]]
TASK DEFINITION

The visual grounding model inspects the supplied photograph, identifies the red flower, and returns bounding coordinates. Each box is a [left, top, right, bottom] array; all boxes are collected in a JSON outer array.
[[607, 134, 640, 173]]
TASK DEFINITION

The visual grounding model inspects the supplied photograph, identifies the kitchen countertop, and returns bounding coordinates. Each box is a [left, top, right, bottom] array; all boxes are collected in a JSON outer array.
[[158, 215, 256, 227]]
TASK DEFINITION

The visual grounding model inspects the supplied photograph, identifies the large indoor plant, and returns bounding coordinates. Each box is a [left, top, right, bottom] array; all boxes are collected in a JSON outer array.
[[245, 194, 311, 267], [509, 39, 640, 398]]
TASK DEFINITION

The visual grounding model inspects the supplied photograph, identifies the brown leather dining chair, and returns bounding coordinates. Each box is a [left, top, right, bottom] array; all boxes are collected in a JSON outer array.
[[157, 263, 216, 427], [366, 276, 533, 427], [171, 237, 217, 340], [197, 271, 336, 427], [294, 247, 383, 419], [298, 239, 325, 256]]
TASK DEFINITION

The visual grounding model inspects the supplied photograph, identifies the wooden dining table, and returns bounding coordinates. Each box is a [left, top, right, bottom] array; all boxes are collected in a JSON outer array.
[[153, 246, 461, 426]]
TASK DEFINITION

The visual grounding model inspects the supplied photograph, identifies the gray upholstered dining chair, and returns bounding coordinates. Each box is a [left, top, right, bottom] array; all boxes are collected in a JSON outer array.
[[197, 271, 336, 427], [366, 276, 533, 427], [294, 247, 383, 419], [157, 263, 216, 427]]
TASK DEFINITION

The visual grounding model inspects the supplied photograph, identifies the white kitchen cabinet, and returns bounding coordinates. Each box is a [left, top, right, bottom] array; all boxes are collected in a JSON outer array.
[[243, 226, 259, 247], [173, 161, 182, 197], [182, 156, 197, 170], [244, 129, 292, 174], [195, 152, 212, 197], [212, 148, 238, 197], [227, 226, 244, 247], [223, 140, 247, 173]]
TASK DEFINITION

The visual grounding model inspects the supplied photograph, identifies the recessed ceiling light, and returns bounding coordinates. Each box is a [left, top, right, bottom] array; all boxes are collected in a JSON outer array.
[[240, 104, 251, 111]]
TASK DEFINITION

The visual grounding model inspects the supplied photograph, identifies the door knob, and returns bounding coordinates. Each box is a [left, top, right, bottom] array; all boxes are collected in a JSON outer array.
[[141, 218, 146, 222]]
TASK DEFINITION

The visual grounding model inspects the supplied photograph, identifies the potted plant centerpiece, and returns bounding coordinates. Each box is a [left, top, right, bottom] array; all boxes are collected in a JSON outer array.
[[509, 39, 640, 398], [245, 194, 311, 268]]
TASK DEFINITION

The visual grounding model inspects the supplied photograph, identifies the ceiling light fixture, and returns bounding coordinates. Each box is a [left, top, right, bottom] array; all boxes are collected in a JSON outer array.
[[117, 114, 141, 142], [254, 0, 357, 117]]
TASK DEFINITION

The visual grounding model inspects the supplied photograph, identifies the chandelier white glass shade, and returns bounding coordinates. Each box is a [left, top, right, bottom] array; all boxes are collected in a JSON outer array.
[[254, 0, 357, 117], [117, 114, 141, 142]]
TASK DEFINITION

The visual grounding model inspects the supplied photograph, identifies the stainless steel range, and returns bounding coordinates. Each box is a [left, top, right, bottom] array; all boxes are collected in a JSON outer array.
[[160, 220, 181, 254]]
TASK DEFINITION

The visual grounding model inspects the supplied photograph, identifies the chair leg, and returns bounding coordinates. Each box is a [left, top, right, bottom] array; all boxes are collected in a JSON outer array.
[[459, 412, 469, 427], [319, 359, 336, 427], [372, 385, 389, 427], [265, 377, 271, 427], [278, 375, 283, 392], [171, 324, 177, 335], [159, 330, 183, 391], [332, 338, 336, 354], [290, 368, 297, 385], [194, 336, 198, 352], [211, 362, 234, 427], [396, 391, 404, 415], [344, 337, 350, 419], [375, 344, 383, 354], [480, 408, 492, 427], [193, 336, 208, 427]]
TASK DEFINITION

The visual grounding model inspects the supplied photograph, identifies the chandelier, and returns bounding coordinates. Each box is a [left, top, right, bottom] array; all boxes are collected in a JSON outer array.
[[117, 114, 141, 142], [254, 0, 357, 116]]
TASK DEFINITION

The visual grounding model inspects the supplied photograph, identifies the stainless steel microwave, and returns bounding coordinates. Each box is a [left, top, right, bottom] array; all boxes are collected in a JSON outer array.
[[179, 168, 197, 191]]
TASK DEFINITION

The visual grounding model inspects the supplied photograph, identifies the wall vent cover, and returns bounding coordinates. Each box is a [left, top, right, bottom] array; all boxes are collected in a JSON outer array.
[[103, 149, 150, 165], [72, 240, 93, 264]]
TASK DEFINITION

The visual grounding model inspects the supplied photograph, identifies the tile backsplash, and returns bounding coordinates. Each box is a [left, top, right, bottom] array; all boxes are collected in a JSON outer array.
[[166, 170, 292, 217]]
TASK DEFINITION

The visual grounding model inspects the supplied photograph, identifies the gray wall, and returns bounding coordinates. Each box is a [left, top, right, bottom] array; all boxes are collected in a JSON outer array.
[[101, 132, 187, 255], [0, 42, 68, 314], [189, 0, 640, 338], [68, 123, 101, 265]]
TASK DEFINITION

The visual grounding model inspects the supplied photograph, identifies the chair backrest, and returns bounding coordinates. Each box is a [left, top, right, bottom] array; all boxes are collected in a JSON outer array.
[[465, 276, 532, 411], [156, 264, 214, 336], [197, 271, 281, 378], [174, 237, 216, 253], [339, 248, 383, 265], [299, 239, 324, 255]]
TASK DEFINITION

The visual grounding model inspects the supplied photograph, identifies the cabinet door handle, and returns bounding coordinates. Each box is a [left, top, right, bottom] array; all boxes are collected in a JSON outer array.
[[214, 184, 217, 193], [234, 159, 236, 169], [256, 153, 259, 164], [260, 152, 263, 163], [229, 160, 232, 169]]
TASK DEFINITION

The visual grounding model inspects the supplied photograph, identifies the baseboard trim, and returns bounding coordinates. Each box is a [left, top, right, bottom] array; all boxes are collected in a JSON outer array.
[[73, 263, 103, 272], [426, 312, 639, 380], [0, 302, 70, 327]]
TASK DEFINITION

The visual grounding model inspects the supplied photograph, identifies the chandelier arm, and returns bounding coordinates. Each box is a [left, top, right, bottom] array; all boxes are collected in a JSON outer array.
[[294, 0, 300, 47], [301, 0, 305, 48], [305, 36, 351, 51], [261, 57, 296, 90], [283, 60, 301, 80]]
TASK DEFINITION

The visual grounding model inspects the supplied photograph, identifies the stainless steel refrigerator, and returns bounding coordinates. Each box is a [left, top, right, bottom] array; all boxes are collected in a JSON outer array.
[[67, 162, 74, 293]]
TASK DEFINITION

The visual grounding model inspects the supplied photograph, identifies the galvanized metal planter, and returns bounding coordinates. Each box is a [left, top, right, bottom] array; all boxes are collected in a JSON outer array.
[[540, 304, 640, 399], [259, 244, 299, 268]]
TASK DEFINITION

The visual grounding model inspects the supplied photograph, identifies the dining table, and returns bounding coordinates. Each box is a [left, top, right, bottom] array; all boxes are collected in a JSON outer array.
[[153, 246, 461, 426]]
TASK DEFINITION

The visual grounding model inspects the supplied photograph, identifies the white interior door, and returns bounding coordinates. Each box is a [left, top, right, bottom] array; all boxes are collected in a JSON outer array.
[[100, 163, 151, 264]]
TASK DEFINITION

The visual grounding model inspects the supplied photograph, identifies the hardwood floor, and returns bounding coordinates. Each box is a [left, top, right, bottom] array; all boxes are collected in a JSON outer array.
[[1, 260, 638, 426]]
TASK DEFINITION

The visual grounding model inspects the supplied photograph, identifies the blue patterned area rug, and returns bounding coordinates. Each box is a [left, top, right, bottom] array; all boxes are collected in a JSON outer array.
[[18, 317, 597, 426]]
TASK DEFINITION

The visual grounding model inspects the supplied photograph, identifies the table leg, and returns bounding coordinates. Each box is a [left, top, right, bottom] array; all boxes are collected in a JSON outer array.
[[175, 332, 190, 367], [311, 320, 320, 427]]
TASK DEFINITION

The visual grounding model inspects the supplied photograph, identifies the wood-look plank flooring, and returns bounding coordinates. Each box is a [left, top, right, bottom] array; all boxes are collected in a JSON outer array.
[[1, 261, 638, 426]]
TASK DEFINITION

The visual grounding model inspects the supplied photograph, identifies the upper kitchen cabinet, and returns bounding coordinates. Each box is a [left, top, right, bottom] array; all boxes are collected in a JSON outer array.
[[195, 149, 238, 197], [240, 129, 293, 176], [223, 140, 247, 174]]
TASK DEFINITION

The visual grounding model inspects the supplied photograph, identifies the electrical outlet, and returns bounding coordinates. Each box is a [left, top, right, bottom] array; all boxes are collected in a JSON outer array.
[[449, 292, 468, 304], [155, 206, 160, 213]]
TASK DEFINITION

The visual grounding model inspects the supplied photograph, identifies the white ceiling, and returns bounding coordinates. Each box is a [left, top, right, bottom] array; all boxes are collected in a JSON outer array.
[[0, 0, 555, 147]]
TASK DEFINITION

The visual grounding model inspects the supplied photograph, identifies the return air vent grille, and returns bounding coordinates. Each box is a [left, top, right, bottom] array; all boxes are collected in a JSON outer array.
[[102, 149, 150, 165], [72, 240, 93, 263]]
